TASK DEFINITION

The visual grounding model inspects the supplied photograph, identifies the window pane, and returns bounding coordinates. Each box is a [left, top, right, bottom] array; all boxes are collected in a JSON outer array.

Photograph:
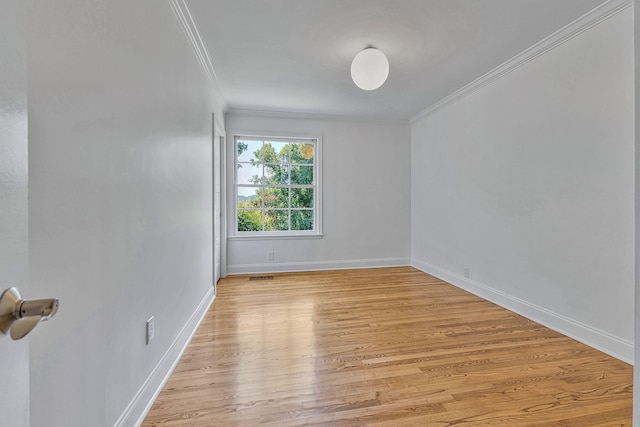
[[237, 187, 261, 208], [238, 210, 263, 231], [264, 164, 289, 185], [264, 187, 288, 208], [291, 210, 313, 231], [291, 143, 314, 164], [237, 140, 262, 163], [264, 141, 289, 164], [237, 163, 263, 185], [290, 165, 313, 185], [265, 210, 288, 231], [291, 188, 313, 208]]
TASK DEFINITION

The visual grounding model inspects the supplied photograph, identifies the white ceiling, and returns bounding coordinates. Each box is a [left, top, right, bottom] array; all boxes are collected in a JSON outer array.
[[187, 0, 607, 121]]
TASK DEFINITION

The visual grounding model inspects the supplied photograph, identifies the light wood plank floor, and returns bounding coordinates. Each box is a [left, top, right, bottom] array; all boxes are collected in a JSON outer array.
[[143, 267, 632, 426]]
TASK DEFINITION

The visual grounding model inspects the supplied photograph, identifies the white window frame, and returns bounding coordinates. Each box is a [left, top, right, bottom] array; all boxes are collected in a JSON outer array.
[[232, 132, 322, 238]]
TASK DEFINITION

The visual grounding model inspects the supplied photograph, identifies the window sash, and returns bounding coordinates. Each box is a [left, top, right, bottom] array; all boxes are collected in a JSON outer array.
[[234, 135, 320, 235]]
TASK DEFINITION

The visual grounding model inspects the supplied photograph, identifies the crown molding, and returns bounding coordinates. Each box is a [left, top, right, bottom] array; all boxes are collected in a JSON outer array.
[[226, 107, 410, 126], [410, 0, 632, 124], [168, 0, 224, 97]]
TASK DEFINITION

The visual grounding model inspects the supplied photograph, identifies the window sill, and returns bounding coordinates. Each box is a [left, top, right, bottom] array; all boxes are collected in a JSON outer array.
[[228, 233, 324, 241]]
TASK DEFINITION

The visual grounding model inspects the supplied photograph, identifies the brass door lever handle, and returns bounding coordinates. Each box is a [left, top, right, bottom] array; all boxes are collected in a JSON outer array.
[[0, 287, 59, 340]]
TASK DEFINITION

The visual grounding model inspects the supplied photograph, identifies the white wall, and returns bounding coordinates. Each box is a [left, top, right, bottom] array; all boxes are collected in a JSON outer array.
[[225, 112, 411, 274], [634, 0, 640, 421], [0, 1, 29, 425], [411, 7, 634, 362], [26, 1, 223, 425]]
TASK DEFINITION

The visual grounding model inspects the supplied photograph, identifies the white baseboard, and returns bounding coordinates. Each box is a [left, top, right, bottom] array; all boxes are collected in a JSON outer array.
[[227, 257, 410, 275], [114, 286, 216, 427], [411, 258, 633, 364]]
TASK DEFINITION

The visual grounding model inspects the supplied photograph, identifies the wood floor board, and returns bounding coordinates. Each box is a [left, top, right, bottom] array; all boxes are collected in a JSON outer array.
[[143, 267, 632, 426]]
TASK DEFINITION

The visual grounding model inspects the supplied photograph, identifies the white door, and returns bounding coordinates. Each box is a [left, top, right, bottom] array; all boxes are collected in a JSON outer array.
[[0, 1, 30, 425], [213, 120, 223, 284]]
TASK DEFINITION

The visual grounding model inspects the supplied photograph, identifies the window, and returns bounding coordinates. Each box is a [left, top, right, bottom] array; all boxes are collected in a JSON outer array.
[[234, 134, 321, 236]]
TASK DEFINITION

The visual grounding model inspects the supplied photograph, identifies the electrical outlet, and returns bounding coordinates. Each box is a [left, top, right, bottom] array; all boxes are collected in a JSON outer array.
[[146, 317, 155, 345], [463, 267, 470, 279], [268, 251, 275, 261]]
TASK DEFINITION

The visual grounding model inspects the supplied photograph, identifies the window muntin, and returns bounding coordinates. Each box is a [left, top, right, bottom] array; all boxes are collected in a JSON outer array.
[[235, 135, 319, 235]]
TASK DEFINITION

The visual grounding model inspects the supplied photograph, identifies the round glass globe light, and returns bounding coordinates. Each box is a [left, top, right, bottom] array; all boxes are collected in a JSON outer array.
[[350, 48, 389, 91]]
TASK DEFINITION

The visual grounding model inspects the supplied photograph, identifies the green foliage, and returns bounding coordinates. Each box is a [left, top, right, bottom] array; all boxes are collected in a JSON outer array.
[[291, 188, 313, 208], [238, 193, 260, 209], [265, 210, 288, 231], [237, 141, 248, 156], [291, 210, 313, 230], [238, 210, 262, 231], [264, 188, 288, 208]]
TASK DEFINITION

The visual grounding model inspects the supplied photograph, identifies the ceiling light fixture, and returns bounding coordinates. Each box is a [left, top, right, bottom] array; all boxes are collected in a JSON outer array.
[[350, 47, 389, 91]]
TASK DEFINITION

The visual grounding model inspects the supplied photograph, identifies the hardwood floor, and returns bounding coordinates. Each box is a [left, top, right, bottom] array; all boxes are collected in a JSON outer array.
[[142, 267, 632, 426]]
